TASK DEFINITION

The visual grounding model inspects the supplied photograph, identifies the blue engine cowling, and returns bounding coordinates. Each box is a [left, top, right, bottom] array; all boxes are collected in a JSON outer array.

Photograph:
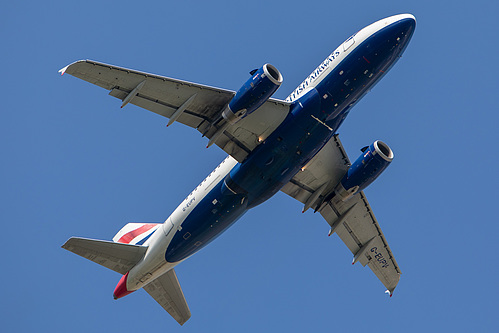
[[222, 64, 283, 124], [334, 140, 394, 201]]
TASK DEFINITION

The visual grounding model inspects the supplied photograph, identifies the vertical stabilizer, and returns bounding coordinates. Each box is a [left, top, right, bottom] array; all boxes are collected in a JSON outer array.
[[112, 223, 160, 245]]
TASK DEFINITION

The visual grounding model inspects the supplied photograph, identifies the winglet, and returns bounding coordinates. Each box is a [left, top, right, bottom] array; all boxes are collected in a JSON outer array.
[[58, 65, 69, 76]]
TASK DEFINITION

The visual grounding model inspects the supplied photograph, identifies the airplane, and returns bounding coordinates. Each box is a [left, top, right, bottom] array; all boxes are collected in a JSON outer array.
[[60, 13, 416, 325]]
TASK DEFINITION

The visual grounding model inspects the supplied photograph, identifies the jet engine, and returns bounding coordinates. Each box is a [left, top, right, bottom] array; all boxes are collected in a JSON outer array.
[[222, 64, 283, 124], [334, 140, 394, 201]]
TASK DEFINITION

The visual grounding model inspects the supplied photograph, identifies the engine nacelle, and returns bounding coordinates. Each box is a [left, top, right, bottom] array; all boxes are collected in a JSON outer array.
[[334, 140, 394, 201], [222, 64, 283, 124]]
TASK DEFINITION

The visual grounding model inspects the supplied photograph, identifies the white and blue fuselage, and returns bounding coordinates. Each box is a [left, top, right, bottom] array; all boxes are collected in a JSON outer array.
[[125, 14, 416, 291]]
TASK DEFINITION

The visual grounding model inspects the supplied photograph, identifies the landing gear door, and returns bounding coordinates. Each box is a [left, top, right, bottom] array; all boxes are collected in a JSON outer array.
[[163, 218, 174, 237]]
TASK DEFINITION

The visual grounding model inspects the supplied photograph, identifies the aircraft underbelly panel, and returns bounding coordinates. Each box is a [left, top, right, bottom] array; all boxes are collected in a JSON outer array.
[[165, 178, 248, 263]]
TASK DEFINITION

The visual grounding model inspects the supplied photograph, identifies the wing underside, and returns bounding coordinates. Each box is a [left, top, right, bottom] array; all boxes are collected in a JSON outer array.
[[61, 60, 290, 162], [281, 135, 401, 293]]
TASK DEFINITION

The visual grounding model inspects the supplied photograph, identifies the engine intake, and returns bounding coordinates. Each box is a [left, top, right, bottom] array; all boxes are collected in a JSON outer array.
[[334, 140, 394, 201], [222, 64, 283, 124]]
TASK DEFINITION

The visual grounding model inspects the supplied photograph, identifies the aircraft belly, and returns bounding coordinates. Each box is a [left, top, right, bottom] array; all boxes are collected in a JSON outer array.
[[227, 88, 334, 208], [165, 178, 248, 263]]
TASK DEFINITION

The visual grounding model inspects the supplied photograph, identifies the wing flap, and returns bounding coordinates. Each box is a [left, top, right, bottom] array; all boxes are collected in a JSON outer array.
[[61, 237, 148, 275], [144, 269, 191, 326], [109, 88, 207, 129]]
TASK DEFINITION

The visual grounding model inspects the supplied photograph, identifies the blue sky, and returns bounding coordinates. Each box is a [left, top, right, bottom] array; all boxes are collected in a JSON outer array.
[[2, 1, 498, 331]]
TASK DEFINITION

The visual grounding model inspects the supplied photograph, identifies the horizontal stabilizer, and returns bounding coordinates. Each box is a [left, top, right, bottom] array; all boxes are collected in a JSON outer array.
[[144, 269, 191, 325], [62, 237, 147, 275]]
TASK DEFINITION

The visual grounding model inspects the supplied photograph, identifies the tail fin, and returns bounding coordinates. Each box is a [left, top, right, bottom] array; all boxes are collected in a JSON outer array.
[[62, 237, 147, 274], [63, 234, 192, 325], [112, 223, 160, 245]]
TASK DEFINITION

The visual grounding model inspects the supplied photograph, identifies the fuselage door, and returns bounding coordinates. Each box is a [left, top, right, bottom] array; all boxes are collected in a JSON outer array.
[[163, 218, 175, 236], [343, 36, 355, 51]]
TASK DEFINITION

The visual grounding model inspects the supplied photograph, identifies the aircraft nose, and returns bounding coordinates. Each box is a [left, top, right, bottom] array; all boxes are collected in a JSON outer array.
[[381, 14, 416, 55], [399, 15, 416, 33], [392, 14, 416, 40]]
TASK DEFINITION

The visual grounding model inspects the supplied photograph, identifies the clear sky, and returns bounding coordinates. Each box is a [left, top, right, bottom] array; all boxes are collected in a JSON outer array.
[[2, 1, 498, 332]]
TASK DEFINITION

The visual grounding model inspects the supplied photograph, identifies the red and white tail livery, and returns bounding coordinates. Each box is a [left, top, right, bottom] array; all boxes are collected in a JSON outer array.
[[113, 223, 160, 245]]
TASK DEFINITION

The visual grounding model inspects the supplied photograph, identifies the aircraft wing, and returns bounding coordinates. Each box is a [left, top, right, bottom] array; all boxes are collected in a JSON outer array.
[[280, 135, 401, 294], [60, 60, 290, 162], [143, 269, 191, 325]]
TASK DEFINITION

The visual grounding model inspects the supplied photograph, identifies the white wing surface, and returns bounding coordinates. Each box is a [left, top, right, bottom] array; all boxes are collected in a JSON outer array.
[[60, 60, 290, 162], [143, 269, 191, 325], [61, 237, 148, 275], [281, 135, 401, 294]]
